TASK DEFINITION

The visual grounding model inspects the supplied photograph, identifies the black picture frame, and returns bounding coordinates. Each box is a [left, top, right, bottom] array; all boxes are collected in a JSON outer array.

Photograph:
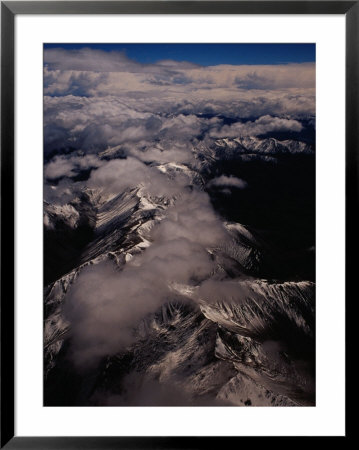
[[1, 1, 355, 447]]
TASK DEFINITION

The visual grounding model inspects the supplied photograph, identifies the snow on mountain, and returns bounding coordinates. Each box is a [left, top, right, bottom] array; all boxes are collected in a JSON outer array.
[[45, 282, 314, 405], [98, 144, 125, 160], [190, 136, 312, 175], [44, 138, 315, 406], [199, 280, 314, 338], [44, 202, 80, 230], [213, 136, 313, 156], [156, 162, 205, 187]]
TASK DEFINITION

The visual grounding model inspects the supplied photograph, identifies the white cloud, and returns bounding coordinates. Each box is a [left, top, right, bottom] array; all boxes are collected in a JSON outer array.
[[45, 154, 102, 179], [44, 48, 315, 156], [210, 115, 303, 138], [88, 156, 191, 198], [207, 175, 248, 189], [63, 189, 230, 367], [44, 48, 314, 93]]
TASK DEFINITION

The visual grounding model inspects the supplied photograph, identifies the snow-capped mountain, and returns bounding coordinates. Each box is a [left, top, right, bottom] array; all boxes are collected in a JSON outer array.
[[213, 136, 313, 155], [44, 136, 315, 406]]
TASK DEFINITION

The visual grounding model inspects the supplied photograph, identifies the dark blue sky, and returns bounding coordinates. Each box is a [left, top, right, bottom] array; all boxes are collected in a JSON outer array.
[[44, 43, 315, 66]]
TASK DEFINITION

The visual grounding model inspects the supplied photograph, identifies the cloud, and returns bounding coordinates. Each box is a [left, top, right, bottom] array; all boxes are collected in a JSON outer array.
[[44, 48, 140, 72], [207, 175, 248, 189], [44, 93, 311, 155], [44, 154, 102, 180], [63, 188, 230, 368], [150, 190, 228, 248], [44, 48, 314, 93], [63, 242, 207, 368], [43, 48, 315, 156], [43, 93, 223, 155], [88, 156, 192, 198], [63, 261, 164, 367], [209, 115, 303, 138]]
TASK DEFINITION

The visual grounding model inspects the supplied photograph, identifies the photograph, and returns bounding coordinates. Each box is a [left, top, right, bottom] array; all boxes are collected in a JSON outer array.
[[43, 43, 316, 407]]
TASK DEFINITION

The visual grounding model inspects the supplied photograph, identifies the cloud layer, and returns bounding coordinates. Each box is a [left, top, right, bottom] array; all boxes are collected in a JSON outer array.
[[44, 47, 315, 156]]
